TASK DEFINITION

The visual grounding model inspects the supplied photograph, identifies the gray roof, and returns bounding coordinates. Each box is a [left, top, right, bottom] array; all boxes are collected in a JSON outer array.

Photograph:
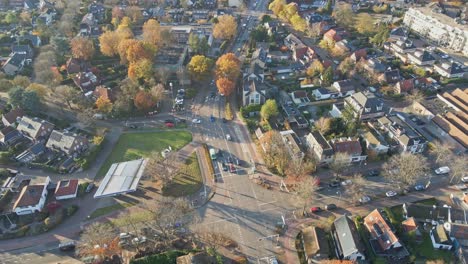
[[412, 50, 435, 62], [4, 53, 26, 68], [348, 92, 384, 113], [310, 131, 333, 156], [333, 215, 364, 257], [46, 130, 87, 154], [17, 116, 54, 140]]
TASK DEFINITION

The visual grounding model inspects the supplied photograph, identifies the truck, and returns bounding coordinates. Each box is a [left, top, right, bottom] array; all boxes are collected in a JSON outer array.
[[209, 148, 217, 160]]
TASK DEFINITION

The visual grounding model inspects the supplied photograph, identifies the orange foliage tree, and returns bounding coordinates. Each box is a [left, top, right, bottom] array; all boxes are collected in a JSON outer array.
[[70, 37, 95, 60], [134, 90, 157, 111], [142, 19, 161, 46], [128, 59, 153, 82], [215, 53, 240, 81], [216, 78, 235, 97]]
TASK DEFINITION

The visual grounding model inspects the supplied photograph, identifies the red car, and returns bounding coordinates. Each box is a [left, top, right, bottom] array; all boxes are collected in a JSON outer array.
[[310, 207, 322, 213], [165, 122, 174, 128], [229, 164, 236, 173]]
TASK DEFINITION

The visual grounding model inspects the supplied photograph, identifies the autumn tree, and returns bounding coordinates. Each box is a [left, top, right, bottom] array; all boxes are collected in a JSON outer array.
[[134, 90, 157, 111], [333, 3, 354, 29], [383, 153, 429, 189], [286, 158, 316, 180], [125, 6, 143, 22], [150, 84, 165, 102], [260, 99, 279, 121], [260, 130, 290, 176], [329, 152, 351, 178], [294, 176, 320, 215], [145, 151, 178, 187], [355, 13, 376, 35], [112, 6, 124, 20], [187, 55, 213, 79], [290, 14, 307, 32], [55, 85, 79, 109], [307, 60, 324, 77], [215, 53, 240, 81], [142, 19, 161, 46], [27, 83, 48, 98], [216, 78, 235, 97], [370, 25, 390, 47], [12, 75, 30, 88], [78, 223, 121, 262], [338, 57, 355, 77], [118, 39, 156, 64], [322, 66, 334, 86], [95, 96, 113, 113], [430, 141, 453, 166], [213, 15, 237, 39], [449, 154, 467, 183], [128, 59, 153, 82], [345, 174, 368, 205], [117, 16, 132, 31], [99, 29, 133, 57], [70, 37, 95, 60], [269, 0, 286, 16], [314, 117, 331, 134]]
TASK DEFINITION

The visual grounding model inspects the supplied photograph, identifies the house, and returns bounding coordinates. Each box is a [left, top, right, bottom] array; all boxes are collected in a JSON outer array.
[[0, 126, 22, 146], [289, 91, 310, 107], [17, 116, 54, 142], [391, 39, 416, 54], [12, 177, 50, 215], [362, 130, 389, 155], [93, 86, 113, 102], [66, 58, 90, 74], [15, 142, 46, 163], [402, 203, 451, 224], [312, 87, 338, 100], [73, 71, 99, 92], [2, 108, 25, 126], [2, 53, 30, 76], [301, 226, 330, 263], [46, 130, 88, 156], [280, 130, 304, 160], [305, 131, 334, 165], [332, 79, 355, 98], [267, 50, 289, 61], [330, 102, 345, 118], [54, 179, 79, 200], [345, 92, 385, 121], [394, 79, 415, 94], [332, 215, 366, 261], [380, 69, 401, 84], [378, 115, 427, 154], [364, 209, 402, 252], [323, 28, 348, 43], [430, 225, 453, 250], [446, 223, 468, 247], [334, 40, 354, 54], [294, 46, 316, 64], [402, 217, 423, 242], [33, 8, 57, 26], [284, 33, 304, 50], [330, 138, 367, 163], [24, 0, 40, 9], [363, 58, 386, 74], [243, 79, 267, 106], [389, 27, 408, 41], [350, 49, 367, 63], [434, 62, 467, 79], [407, 50, 435, 66]]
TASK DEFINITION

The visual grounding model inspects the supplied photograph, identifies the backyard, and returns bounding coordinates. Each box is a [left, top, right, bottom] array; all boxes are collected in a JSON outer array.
[[96, 131, 193, 179]]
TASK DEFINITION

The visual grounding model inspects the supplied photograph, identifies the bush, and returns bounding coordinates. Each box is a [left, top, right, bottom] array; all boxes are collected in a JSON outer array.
[[202, 144, 215, 181], [79, 139, 105, 169], [78, 182, 90, 197], [66, 205, 79, 216], [185, 88, 197, 99], [225, 102, 233, 120]]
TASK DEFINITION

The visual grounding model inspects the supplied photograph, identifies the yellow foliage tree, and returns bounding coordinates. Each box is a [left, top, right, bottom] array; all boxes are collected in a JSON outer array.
[[213, 15, 237, 39], [95, 96, 113, 113]]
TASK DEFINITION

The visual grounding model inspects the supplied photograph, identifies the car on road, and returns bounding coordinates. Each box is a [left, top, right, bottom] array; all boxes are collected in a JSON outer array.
[[341, 180, 352, 186], [462, 176, 468, 183], [59, 241, 76, 251], [325, 204, 337, 210], [132, 236, 147, 244], [414, 184, 426, 191], [435, 166, 450, 175], [165, 122, 174, 128], [210, 115, 215, 122], [119, 233, 131, 239], [192, 118, 201, 124], [85, 183, 95, 193], [439, 53, 449, 59], [359, 196, 371, 204], [310, 207, 322, 213], [226, 134, 232, 141], [367, 170, 380, 177], [328, 181, 340, 188], [221, 162, 228, 171], [164, 119, 174, 124], [386, 191, 398, 197], [229, 164, 236, 173], [128, 124, 138, 129]]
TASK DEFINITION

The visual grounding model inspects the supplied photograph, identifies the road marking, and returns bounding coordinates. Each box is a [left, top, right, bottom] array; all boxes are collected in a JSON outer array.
[[258, 200, 276, 206], [202, 216, 236, 225]]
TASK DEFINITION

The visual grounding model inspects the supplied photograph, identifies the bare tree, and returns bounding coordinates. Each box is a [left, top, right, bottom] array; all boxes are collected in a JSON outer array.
[[314, 117, 331, 134], [77, 108, 96, 127], [55, 85, 79, 109], [78, 223, 121, 262], [345, 174, 367, 205], [382, 153, 429, 189], [430, 141, 452, 166], [406, 90, 425, 110], [285, 158, 316, 179], [192, 227, 234, 254], [294, 176, 320, 215], [145, 151, 179, 187], [329, 152, 351, 178], [449, 154, 467, 183]]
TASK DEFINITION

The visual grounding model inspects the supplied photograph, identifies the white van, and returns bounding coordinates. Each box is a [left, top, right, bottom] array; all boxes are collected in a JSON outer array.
[[226, 134, 232, 141], [435, 166, 450, 175]]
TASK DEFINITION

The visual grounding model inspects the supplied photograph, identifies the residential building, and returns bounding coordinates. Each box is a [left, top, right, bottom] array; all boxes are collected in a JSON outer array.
[[407, 50, 436, 66], [445, 223, 468, 247], [434, 62, 467, 79], [305, 131, 334, 165], [345, 92, 385, 121], [394, 79, 415, 94], [323, 28, 348, 43], [377, 115, 427, 154], [389, 27, 408, 41], [363, 58, 386, 74], [330, 138, 367, 163], [402, 203, 450, 224], [403, 7, 468, 56], [2, 45, 34, 76], [364, 209, 402, 252], [279, 130, 304, 160], [332, 215, 366, 261], [430, 225, 453, 250], [350, 49, 367, 63], [242, 79, 267, 106], [391, 39, 417, 54], [13, 177, 50, 215], [289, 91, 310, 107], [46, 130, 88, 156], [93, 86, 113, 102], [65, 58, 90, 74], [15, 142, 46, 163], [331, 79, 355, 98], [16, 116, 54, 142], [2, 108, 24, 127], [0, 126, 22, 146], [379, 69, 401, 84], [301, 226, 330, 263], [284, 33, 304, 50], [73, 71, 99, 92], [54, 179, 79, 200], [362, 129, 389, 155], [312, 88, 337, 100]]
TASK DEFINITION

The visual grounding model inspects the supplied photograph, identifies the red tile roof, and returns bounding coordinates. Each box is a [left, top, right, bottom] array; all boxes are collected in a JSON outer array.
[[397, 79, 414, 93], [2, 108, 24, 124], [13, 185, 46, 209], [93, 86, 113, 102], [55, 179, 79, 198], [402, 217, 418, 232], [293, 90, 308, 98], [364, 209, 399, 251]]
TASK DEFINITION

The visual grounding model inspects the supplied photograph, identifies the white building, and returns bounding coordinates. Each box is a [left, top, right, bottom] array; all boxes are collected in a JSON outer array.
[[13, 177, 50, 215], [403, 7, 468, 55]]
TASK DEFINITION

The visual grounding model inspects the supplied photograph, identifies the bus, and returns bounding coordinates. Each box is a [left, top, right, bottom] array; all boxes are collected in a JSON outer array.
[[209, 148, 217, 160]]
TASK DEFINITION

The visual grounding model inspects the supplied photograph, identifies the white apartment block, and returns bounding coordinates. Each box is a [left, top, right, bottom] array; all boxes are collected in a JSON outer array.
[[403, 7, 468, 55]]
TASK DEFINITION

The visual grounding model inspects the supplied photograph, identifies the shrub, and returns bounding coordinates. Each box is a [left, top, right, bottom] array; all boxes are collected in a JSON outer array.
[[225, 102, 233, 120], [66, 205, 79, 216], [185, 88, 197, 99], [78, 182, 90, 197], [201, 144, 215, 181]]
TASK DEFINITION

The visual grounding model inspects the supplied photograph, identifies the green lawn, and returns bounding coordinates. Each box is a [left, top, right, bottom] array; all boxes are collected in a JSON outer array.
[[163, 153, 202, 197], [411, 233, 455, 262], [89, 202, 133, 219], [96, 131, 192, 179]]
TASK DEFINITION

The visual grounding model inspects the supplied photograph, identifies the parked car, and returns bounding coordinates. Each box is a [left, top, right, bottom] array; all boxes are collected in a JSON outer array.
[[119, 233, 131, 239], [325, 204, 337, 210], [165, 122, 174, 128], [222, 118, 227, 123], [462, 177, 468, 183], [341, 180, 352, 186], [210, 115, 215, 122], [132, 236, 147, 244], [226, 134, 232, 141], [221, 162, 228, 171], [367, 170, 380, 177], [414, 184, 426, 191], [229, 164, 236, 173], [128, 124, 138, 129], [386, 191, 398, 197], [85, 183, 95, 193], [192, 118, 201, 124], [58, 241, 76, 251], [359, 196, 371, 204], [328, 181, 340, 188], [435, 166, 450, 175], [310, 207, 322, 213]]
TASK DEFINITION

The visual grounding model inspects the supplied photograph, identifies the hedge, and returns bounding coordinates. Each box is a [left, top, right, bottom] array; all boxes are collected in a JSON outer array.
[[130, 250, 189, 264], [201, 144, 215, 181], [66, 205, 79, 216]]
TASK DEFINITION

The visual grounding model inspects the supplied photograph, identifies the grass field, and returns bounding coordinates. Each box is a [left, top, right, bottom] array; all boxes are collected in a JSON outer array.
[[163, 153, 202, 197], [89, 202, 133, 219], [96, 131, 192, 179]]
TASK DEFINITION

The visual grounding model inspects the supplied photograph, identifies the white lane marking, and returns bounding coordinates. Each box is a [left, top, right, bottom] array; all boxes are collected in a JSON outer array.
[[202, 217, 236, 225], [258, 201, 276, 206]]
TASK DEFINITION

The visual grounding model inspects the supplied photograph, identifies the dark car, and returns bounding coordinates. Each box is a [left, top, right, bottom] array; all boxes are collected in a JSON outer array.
[[221, 162, 228, 171], [164, 119, 174, 124], [85, 183, 95, 193], [226, 157, 233, 164], [310, 207, 322, 213], [59, 241, 76, 251], [210, 115, 215, 122], [129, 125, 138, 129], [222, 118, 227, 123], [414, 184, 426, 191], [328, 181, 340, 188], [325, 204, 337, 210], [367, 170, 380, 177]]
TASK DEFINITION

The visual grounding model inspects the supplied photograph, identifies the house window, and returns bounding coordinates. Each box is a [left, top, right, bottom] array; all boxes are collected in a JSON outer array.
[[365, 108, 371, 113], [250, 98, 254, 104]]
